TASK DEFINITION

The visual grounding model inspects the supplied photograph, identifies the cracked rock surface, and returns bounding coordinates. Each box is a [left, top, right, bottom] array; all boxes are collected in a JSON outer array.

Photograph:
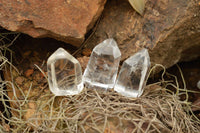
[[0, 0, 106, 47], [86, 0, 200, 68]]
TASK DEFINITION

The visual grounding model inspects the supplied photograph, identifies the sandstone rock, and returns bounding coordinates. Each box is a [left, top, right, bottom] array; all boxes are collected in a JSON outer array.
[[86, 0, 200, 68], [77, 56, 90, 71], [0, 0, 106, 47]]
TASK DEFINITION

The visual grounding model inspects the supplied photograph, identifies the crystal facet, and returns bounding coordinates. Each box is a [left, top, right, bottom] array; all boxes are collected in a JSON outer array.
[[47, 48, 83, 96], [114, 48, 150, 97], [83, 38, 121, 89]]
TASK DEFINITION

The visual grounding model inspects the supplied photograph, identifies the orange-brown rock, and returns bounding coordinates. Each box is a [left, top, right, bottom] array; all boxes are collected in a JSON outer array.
[[86, 0, 200, 68], [0, 0, 106, 47]]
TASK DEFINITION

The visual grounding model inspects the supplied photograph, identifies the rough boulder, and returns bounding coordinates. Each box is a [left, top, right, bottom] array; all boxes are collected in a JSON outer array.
[[0, 0, 106, 47]]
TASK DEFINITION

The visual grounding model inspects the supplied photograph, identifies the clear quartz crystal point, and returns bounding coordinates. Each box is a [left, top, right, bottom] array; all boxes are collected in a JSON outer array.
[[114, 48, 150, 97], [47, 48, 83, 96], [83, 38, 121, 89]]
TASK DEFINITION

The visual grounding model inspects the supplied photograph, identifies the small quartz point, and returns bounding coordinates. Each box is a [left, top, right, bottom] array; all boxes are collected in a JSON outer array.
[[83, 38, 121, 89], [114, 48, 150, 97], [47, 48, 83, 96]]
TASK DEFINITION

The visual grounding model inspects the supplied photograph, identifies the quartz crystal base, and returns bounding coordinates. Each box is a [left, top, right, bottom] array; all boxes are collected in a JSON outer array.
[[83, 38, 121, 89], [114, 49, 150, 97], [47, 48, 83, 96]]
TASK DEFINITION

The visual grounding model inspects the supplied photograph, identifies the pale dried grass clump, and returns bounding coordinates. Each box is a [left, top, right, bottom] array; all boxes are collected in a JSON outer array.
[[1, 84, 200, 133], [0, 64, 200, 133]]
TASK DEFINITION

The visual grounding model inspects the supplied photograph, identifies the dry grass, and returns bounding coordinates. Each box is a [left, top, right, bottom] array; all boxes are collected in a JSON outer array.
[[1, 81, 200, 132]]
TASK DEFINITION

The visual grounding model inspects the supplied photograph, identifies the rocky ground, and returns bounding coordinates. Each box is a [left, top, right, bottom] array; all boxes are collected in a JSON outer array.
[[0, 0, 200, 132]]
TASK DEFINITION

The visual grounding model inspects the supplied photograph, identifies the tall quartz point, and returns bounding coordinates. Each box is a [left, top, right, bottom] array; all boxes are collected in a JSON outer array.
[[83, 38, 121, 89], [47, 48, 83, 96], [114, 49, 150, 97]]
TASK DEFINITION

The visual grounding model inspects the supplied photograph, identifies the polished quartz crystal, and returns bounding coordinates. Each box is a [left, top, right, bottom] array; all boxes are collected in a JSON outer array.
[[83, 38, 121, 89], [47, 48, 83, 96], [114, 48, 150, 97]]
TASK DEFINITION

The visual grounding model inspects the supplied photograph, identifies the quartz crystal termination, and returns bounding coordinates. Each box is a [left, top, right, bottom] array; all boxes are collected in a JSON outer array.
[[47, 48, 83, 96], [114, 48, 150, 97], [83, 38, 121, 89]]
